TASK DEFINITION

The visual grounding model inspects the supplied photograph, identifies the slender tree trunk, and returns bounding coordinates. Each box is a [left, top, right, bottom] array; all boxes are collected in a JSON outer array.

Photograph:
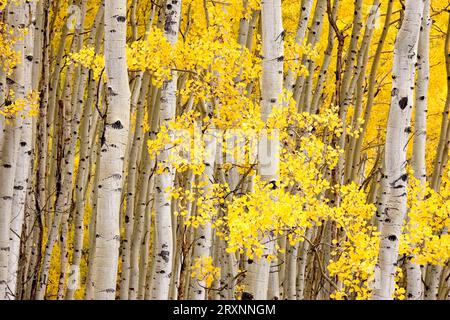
[[373, 0, 424, 300], [150, 0, 182, 300], [245, 0, 283, 300], [66, 5, 104, 300], [423, 10, 450, 302], [407, 0, 430, 300], [1, 1, 32, 300], [351, 0, 394, 183], [0, 124, 16, 300], [92, 0, 130, 300]]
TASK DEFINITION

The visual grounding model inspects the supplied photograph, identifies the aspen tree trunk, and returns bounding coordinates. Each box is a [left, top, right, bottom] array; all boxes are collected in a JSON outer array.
[[0, 64, 4, 138], [188, 135, 217, 300], [293, 0, 326, 108], [54, 2, 88, 296], [119, 16, 157, 296], [8, 0, 36, 299], [408, 0, 430, 300], [283, 242, 298, 299], [301, 0, 340, 113], [119, 73, 149, 300], [373, 0, 424, 300], [128, 150, 152, 299], [284, 0, 313, 92], [311, 0, 340, 114], [343, 0, 379, 183], [237, 1, 250, 47], [296, 227, 313, 299], [92, 0, 131, 300], [138, 88, 161, 298], [215, 235, 237, 300], [333, 0, 363, 184], [150, 0, 182, 300], [319, 220, 333, 299], [84, 211, 97, 300], [1, 1, 31, 300], [424, 264, 442, 300], [431, 12, 450, 191], [423, 11, 450, 301], [172, 170, 195, 300], [245, 0, 283, 300], [0, 125, 16, 300], [120, 14, 156, 292], [66, 6, 104, 300], [346, 50, 368, 182], [303, 230, 317, 299], [19, 195, 40, 300], [137, 189, 153, 300], [44, 3, 72, 219], [31, 0, 45, 91], [35, 1, 88, 299], [340, 0, 363, 106], [268, 259, 280, 300], [351, 0, 394, 181], [84, 108, 105, 300], [34, 1, 50, 238]]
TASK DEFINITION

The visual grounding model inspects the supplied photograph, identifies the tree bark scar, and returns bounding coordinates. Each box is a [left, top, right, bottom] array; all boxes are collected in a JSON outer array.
[[158, 250, 170, 263], [399, 96, 408, 110], [111, 120, 123, 129]]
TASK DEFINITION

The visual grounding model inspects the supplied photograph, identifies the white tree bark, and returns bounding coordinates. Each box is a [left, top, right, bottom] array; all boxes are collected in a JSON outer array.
[[408, 0, 430, 300], [293, 0, 326, 108], [0, 125, 16, 300], [93, 0, 131, 299], [0, 1, 32, 300], [8, 0, 36, 299], [245, 0, 283, 300], [424, 11, 450, 301], [188, 133, 217, 300], [151, 0, 182, 300], [66, 5, 104, 300], [373, 0, 424, 300], [120, 73, 149, 300], [284, 0, 314, 92]]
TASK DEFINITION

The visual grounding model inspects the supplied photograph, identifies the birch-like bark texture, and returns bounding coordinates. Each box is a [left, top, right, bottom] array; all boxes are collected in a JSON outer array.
[[0, 124, 16, 300], [189, 130, 217, 300], [150, 0, 182, 300], [7, 7, 34, 296], [424, 10, 450, 301], [66, 6, 104, 300], [373, 0, 424, 300], [244, 0, 283, 300], [293, 0, 326, 109], [1, 1, 31, 300], [120, 72, 149, 300], [92, 0, 131, 299], [351, 0, 394, 183], [408, 0, 430, 300], [431, 12, 450, 192], [284, 0, 314, 92], [311, 0, 340, 114]]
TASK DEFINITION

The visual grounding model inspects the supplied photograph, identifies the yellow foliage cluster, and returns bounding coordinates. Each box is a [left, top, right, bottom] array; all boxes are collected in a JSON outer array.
[[400, 173, 450, 266], [191, 256, 221, 288], [127, 27, 175, 87], [328, 184, 379, 300], [0, 21, 21, 74], [0, 90, 39, 119], [68, 46, 105, 81]]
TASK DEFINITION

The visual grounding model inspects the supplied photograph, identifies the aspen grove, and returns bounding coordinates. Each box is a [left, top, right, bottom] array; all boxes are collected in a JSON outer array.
[[1, 0, 450, 300]]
